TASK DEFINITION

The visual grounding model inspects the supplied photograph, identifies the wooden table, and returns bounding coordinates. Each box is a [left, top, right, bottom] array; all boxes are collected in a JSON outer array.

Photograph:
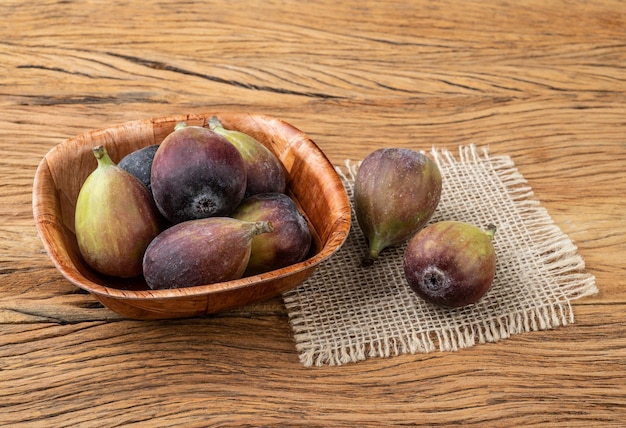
[[2, 0, 625, 425]]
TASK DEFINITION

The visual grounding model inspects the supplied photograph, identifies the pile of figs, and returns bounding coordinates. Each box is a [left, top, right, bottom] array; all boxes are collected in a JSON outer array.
[[354, 148, 497, 308], [75, 117, 311, 290], [74, 115, 497, 308]]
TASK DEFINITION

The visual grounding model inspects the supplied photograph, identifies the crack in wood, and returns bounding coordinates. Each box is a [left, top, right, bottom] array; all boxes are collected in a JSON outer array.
[[107, 52, 344, 99], [17, 94, 168, 106], [17, 65, 96, 78]]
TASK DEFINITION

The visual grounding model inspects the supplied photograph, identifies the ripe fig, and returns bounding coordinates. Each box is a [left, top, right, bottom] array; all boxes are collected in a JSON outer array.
[[403, 221, 497, 308], [118, 144, 159, 192], [75, 145, 162, 278], [151, 122, 247, 224], [208, 116, 287, 197], [354, 148, 442, 265], [143, 217, 273, 290], [231, 193, 311, 275]]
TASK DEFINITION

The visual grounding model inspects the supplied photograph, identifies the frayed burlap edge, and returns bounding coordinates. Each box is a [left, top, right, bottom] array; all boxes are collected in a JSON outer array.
[[284, 145, 598, 367]]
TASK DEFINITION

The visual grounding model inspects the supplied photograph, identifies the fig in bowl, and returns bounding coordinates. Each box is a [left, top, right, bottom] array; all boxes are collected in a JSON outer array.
[[32, 112, 351, 320]]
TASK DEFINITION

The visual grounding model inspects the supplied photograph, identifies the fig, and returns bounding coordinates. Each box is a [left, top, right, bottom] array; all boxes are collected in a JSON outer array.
[[231, 193, 311, 275], [151, 122, 247, 224], [75, 145, 162, 278], [143, 217, 273, 290], [354, 148, 442, 265], [403, 221, 497, 308], [208, 116, 286, 197], [118, 144, 159, 192]]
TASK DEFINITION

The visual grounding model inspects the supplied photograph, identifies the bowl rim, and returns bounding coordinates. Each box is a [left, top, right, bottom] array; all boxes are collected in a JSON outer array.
[[32, 112, 351, 301]]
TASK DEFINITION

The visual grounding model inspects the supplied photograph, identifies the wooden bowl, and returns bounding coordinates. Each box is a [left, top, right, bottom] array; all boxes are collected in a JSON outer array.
[[33, 112, 351, 320]]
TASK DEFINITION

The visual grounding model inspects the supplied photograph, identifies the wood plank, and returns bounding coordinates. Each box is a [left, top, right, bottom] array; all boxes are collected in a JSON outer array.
[[0, 0, 624, 425], [0, 305, 624, 426]]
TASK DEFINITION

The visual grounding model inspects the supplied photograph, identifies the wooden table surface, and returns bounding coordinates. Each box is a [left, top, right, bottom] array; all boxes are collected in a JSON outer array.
[[1, 0, 625, 426]]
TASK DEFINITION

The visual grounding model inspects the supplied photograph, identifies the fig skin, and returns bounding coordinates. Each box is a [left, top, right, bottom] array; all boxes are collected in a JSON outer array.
[[354, 148, 442, 265], [403, 221, 497, 308], [118, 144, 159, 193], [231, 193, 312, 276], [143, 217, 273, 290], [151, 122, 247, 224], [208, 116, 287, 197], [75, 145, 162, 278]]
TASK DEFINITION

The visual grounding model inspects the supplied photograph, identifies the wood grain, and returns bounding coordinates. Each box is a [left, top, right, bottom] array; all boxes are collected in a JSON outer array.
[[1, 0, 625, 425]]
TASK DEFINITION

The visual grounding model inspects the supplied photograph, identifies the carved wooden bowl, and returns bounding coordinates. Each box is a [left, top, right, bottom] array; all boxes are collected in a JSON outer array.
[[33, 113, 351, 319]]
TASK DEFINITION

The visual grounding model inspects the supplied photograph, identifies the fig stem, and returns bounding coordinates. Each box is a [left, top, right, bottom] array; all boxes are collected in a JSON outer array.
[[252, 220, 273, 235], [92, 145, 106, 160], [92, 145, 115, 167], [174, 121, 188, 132], [361, 239, 384, 267], [485, 224, 497, 240], [208, 116, 223, 131], [361, 254, 376, 267]]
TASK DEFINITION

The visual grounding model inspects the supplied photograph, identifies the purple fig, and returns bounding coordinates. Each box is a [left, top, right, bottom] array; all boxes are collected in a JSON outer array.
[[231, 193, 311, 275], [403, 221, 497, 308], [354, 148, 442, 265], [151, 122, 247, 224], [75, 145, 162, 278], [143, 217, 273, 290], [208, 116, 286, 197], [118, 144, 159, 193]]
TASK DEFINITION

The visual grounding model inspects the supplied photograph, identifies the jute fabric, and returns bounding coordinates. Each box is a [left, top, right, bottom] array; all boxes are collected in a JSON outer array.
[[283, 146, 598, 367]]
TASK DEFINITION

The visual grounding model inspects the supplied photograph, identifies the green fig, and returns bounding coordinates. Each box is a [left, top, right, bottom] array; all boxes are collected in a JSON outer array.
[[231, 193, 311, 276], [403, 221, 497, 308], [208, 116, 286, 197], [354, 148, 442, 265], [142, 217, 273, 290], [75, 145, 162, 278]]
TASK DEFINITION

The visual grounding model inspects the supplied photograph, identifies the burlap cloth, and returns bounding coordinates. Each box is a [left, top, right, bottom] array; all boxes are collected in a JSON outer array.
[[283, 145, 598, 367]]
